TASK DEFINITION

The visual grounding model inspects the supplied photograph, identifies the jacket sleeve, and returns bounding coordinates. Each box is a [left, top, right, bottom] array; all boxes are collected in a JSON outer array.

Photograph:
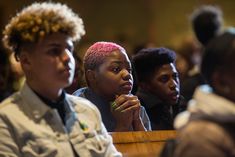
[[100, 123, 122, 157], [0, 116, 21, 157], [140, 106, 152, 131], [72, 96, 122, 157]]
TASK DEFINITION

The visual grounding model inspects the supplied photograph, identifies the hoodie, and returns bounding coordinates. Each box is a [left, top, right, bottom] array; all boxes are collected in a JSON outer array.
[[173, 85, 235, 157]]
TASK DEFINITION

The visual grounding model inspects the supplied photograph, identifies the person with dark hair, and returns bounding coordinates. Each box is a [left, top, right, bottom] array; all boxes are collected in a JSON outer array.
[[191, 5, 223, 46], [73, 41, 151, 132], [0, 2, 121, 156], [173, 31, 235, 157], [180, 5, 223, 108], [132, 47, 182, 130]]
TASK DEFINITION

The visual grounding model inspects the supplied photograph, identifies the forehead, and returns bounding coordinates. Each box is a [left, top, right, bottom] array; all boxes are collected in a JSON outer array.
[[155, 63, 177, 74], [103, 50, 130, 64], [35, 32, 73, 48]]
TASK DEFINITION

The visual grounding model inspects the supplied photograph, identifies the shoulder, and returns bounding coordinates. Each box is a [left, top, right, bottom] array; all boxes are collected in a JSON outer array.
[[180, 120, 233, 140], [72, 87, 87, 97], [66, 94, 101, 117], [0, 92, 22, 115], [175, 120, 235, 157]]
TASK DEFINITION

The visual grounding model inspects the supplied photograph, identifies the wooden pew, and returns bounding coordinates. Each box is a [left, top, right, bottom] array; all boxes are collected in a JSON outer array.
[[110, 130, 177, 157]]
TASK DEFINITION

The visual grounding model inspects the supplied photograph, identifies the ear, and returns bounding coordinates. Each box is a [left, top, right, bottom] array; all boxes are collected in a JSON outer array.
[[85, 69, 96, 86], [18, 51, 32, 71]]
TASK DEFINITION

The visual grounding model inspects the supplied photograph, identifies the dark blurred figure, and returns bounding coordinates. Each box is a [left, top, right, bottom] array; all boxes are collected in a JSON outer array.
[[191, 5, 223, 46], [173, 31, 235, 157], [180, 5, 223, 108], [132, 48, 184, 130], [176, 38, 201, 82], [0, 46, 14, 102]]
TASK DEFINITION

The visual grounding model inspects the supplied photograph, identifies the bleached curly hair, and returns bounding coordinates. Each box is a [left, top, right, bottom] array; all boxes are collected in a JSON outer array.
[[3, 2, 85, 59]]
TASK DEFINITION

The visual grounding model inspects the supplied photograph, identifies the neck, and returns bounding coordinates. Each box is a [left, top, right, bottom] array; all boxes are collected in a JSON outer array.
[[90, 87, 114, 102], [27, 80, 63, 101]]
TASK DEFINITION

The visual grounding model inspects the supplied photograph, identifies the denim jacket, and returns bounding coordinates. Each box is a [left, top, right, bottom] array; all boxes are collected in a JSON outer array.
[[0, 83, 121, 157]]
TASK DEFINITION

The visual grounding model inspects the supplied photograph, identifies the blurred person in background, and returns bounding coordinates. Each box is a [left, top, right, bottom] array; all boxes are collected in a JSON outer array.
[[174, 31, 235, 157], [180, 5, 223, 107]]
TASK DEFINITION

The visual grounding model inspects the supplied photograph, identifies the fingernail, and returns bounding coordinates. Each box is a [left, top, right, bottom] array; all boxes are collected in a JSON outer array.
[[111, 102, 116, 108], [115, 106, 121, 111]]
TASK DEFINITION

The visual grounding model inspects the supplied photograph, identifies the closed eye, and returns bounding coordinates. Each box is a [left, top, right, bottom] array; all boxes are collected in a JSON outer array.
[[47, 48, 61, 56]]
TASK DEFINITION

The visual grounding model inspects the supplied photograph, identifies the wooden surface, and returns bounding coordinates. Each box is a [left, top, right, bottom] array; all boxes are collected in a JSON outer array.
[[110, 130, 177, 157]]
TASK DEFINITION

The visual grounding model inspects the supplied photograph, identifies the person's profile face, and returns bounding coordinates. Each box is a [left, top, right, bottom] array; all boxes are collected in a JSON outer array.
[[218, 69, 235, 103], [147, 63, 180, 105], [93, 50, 133, 100], [25, 32, 75, 91]]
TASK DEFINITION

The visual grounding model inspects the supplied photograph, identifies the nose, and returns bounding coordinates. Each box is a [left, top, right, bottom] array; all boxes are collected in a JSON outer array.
[[61, 49, 74, 64], [169, 79, 178, 90], [122, 69, 132, 80]]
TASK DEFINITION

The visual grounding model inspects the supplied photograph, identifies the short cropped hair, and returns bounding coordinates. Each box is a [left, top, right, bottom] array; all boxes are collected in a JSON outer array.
[[132, 47, 176, 83], [83, 41, 126, 71], [3, 2, 85, 59], [201, 31, 235, 85], [191, 5, 223, 46]]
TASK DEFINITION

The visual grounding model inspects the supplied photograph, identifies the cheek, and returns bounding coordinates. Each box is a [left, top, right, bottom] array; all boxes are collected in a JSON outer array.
[[157, 82, 170, 93], [103, 75, 118, 86]]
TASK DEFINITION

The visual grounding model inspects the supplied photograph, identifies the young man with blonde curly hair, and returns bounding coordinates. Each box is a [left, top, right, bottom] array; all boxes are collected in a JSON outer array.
[[0, 2, 121, 157]]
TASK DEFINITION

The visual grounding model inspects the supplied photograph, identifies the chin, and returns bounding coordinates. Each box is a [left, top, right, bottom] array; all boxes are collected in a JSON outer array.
[[120, 89, 131, 95], [61, 80, 71, 89], [169, 100, 178, 106]]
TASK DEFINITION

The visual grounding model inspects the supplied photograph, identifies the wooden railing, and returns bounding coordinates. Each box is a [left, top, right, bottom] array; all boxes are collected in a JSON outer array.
[[110, 130, 177, 157]]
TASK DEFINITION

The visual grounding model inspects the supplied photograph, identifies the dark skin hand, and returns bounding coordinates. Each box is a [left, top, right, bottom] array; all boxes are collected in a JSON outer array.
[[111, 94, 146, 131]]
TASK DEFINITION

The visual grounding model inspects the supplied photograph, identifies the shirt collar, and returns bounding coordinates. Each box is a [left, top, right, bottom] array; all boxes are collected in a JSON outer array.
[[136, 88, 163, 108], [20, 83, 51, 121], [34, 90, 66, 109]]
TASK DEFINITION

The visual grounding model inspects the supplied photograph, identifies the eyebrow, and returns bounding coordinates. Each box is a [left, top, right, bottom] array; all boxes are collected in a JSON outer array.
[[110, 60, 123, 64], [111, 60, 131, 66]]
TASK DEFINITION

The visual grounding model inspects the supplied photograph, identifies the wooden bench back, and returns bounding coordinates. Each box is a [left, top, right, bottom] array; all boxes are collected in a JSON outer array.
[[110, 130, 177, 157]]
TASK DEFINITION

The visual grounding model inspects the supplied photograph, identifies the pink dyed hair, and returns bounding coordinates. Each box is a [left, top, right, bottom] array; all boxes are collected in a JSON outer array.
[[83, 41, 126, 71]]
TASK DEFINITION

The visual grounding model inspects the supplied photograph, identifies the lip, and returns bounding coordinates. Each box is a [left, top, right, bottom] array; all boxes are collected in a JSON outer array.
[[169, 91, 180, 101], [120, 82, 133, 92], [63, 68, 70, 73], [122, 81, 133, 86], [62, 68, 72, 76]]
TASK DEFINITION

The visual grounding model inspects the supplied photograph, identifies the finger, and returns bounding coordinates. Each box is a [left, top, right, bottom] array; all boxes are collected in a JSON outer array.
[[115, 94, 137, 104], [115, 99, 140, 111], [121, 104, 140, 113]]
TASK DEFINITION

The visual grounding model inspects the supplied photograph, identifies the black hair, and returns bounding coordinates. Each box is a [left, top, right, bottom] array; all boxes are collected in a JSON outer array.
[[201, 31, 235, 85], [191, 5, 223, 46], [132, 47, 176, 83]]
